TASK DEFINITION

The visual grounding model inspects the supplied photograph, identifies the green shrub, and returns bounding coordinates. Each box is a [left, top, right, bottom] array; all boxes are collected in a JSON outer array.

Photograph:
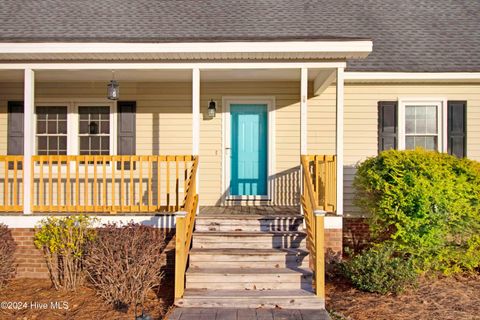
[[341, 243, 417, 294], [34, 215, 96, 290], [354, 149, 480, 274]]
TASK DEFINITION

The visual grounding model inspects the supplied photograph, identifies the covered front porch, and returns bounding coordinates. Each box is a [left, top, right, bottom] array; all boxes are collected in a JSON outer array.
[[0, 63, 346, 216]]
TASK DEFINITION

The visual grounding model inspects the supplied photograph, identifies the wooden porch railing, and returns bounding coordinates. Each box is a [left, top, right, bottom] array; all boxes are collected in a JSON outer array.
[[174, 155, 199, 300], [0, 156, 23, 212], [300, 154, 337, 300], [31, 155, 196, 213]]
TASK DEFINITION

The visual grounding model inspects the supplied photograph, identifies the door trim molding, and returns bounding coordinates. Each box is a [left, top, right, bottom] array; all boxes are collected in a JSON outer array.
[[221, 96, 276, 202]]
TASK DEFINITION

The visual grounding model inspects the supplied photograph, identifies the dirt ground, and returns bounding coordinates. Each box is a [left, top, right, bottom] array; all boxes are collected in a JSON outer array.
[[0, 278, 174, 320], [326, 274, 480, 320]]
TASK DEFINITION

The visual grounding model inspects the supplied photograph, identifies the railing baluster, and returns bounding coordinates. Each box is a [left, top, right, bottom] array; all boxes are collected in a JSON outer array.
[[66, 157, 71, 210], [4, 158, 8, 208], [48, 157, 53, 212], [102, 156, 107, 211], [111, 157, 115, 213], [157, 156, 161, 210], [120, 156, 125, 212], [175, 157, 179, 211], [75, 157, 79, 212], [139, 157, 143, 211], [166, 158, 170, 211], [148, 156, 152, 210]]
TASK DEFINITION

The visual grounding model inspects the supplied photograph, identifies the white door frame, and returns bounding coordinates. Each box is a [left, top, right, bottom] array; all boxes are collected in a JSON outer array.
[[221, 96, 276, 201]]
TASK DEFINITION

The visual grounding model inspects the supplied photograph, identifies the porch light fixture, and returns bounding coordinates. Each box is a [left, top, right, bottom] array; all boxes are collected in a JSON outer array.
[[107, 71, 119, 100], [88, 121, 98, 134], [207, 99, 217, 118]]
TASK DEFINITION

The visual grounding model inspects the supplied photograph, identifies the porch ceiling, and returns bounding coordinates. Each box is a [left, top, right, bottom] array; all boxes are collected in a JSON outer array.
[[0, 68, 330, 82]]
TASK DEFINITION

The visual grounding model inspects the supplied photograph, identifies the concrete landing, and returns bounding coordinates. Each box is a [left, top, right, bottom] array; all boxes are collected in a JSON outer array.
[[167, 307, 330, 320]]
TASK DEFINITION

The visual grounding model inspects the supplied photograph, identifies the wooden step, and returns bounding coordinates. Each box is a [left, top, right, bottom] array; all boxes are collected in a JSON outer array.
[[185, 267, 313, 290], [189, 248, 309, 269], [192, 231, 307, 249], [177, 288, 324, 309], [195, 215, 304, 232]]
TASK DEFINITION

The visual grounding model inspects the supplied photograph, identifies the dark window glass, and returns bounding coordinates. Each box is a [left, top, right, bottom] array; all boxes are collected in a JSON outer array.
[[78, 106, 110, 155], [35, 106, 68, 155]]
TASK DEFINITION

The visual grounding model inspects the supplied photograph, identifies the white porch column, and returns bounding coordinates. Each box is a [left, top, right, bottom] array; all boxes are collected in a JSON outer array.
[[23, 69, 34, 215], [300, 68, 308, 155], [335, 67, 344, 216], [192, 68, 200, 205], [192, 68, 200, 155]]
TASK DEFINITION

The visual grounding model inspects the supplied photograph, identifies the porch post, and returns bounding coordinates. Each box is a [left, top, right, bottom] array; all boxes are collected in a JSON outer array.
[[192, 68, 200, 204], [23, 69, 34, 215], [300, 68, 308, 155], [335, 67, 344, 216]]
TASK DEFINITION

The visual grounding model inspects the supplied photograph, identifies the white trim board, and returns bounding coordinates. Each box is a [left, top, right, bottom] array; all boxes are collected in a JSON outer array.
[[0, 215, 342, 229], [221, 97, 276, 202], [0, 62, 347, 70], [345, 72, 480, 81], [0, 215, 176, 229]]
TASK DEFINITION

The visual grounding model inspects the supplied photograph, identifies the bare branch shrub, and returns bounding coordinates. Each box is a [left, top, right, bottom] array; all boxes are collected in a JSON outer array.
[[85, 222, 166, 311], [34, 215, 97, 291], [0, 223, 16, 287]]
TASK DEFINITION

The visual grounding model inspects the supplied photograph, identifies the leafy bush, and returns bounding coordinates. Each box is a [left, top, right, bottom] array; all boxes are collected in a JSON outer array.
[[0, 224, 16, 287], [84, 222, 166, 311], [34, 215, 96, 290], [341, 243, 417, 294], [354, 149, 480, 274]]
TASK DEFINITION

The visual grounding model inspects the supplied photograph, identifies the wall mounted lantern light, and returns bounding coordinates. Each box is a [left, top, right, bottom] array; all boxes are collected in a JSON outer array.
[[88, 121, 99, 134], [107, 71, 119, 100], [208, 99, 217, 118]]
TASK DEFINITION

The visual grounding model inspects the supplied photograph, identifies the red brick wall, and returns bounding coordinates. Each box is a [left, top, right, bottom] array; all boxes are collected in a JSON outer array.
[[343, 218, 370, 251], [324, 228, 342, 262], [10, 228, 49, 279]]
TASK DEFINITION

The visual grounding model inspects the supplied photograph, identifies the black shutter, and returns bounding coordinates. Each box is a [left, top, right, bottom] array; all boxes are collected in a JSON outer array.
[[117, 101, 136, 169], [447, 101, 466, 158], [7, 101, 24, 169], [378, 101, 398, 153]]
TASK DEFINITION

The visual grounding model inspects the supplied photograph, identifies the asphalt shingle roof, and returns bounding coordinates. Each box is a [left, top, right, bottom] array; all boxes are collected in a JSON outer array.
[[0, 0, 479, 72]]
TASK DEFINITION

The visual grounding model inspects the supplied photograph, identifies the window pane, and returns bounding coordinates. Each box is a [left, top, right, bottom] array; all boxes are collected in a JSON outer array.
[[405, 118, 415, 134], [80, 137, 89, 150], [425, 137, 436, 150], [415, 118, 426, 134], [37, 120, 46, 134], [79, 120, 89, 134], [406, 136, 415, 150], [58, 120, 67, 134], [100, 121, 109, 134], [37, 136, 48, 150], [91, 136, 100, 150], [48, 136, 58, 152], [58, 136, 67, 151], [47, 120, 57, 134], [100, 137, 109, 151]]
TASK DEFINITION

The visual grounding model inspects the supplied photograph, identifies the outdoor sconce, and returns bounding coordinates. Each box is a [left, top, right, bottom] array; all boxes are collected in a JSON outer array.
[[88, 121, 99, 134], [208, 99, 217, 118], [107, 71, 119, 100]]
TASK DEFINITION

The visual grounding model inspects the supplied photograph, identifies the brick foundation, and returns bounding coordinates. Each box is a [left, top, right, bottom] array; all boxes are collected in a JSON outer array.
[[10, 228, 49, 279], [324, 228, 343, 262], [343, 217, 370, 251]]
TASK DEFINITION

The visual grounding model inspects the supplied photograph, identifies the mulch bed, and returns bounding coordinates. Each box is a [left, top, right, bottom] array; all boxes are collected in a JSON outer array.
[[0, 277, 174, 320], [326, 274, 480, 320]]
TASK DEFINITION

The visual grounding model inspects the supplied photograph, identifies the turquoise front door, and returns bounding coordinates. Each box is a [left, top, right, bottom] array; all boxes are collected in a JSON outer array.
[[230, 104, 268, 196]]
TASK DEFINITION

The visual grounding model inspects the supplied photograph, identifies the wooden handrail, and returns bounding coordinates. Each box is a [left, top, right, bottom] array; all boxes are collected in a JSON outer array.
[[0, 156, 23, 212], [174, 155, 199, 300], [30, 155, 195, 213], [300, 154, 337, 300]]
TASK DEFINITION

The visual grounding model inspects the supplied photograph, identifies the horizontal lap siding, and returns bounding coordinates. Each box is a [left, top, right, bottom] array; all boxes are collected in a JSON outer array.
[[342, 83, 480, 217]]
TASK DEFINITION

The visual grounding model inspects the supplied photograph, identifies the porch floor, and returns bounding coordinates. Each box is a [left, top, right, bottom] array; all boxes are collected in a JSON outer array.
[[199, 206, 300, 216], [167, 307, 330, 320]]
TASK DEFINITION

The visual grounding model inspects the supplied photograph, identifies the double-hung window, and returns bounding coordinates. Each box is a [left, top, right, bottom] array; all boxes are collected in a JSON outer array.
[[398, 100, 446, 152], [404, 105, 439, 150], [79, 106, 111, 155], [35, 106, 68, 155]]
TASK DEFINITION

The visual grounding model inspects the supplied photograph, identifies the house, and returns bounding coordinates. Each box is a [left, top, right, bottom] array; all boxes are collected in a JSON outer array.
[[0, 0, 479, 314]]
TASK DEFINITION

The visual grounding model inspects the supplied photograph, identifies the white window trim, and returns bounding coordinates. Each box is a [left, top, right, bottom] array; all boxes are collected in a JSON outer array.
[[398, 97, 448, 153], [221, 96, 276, 202]]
